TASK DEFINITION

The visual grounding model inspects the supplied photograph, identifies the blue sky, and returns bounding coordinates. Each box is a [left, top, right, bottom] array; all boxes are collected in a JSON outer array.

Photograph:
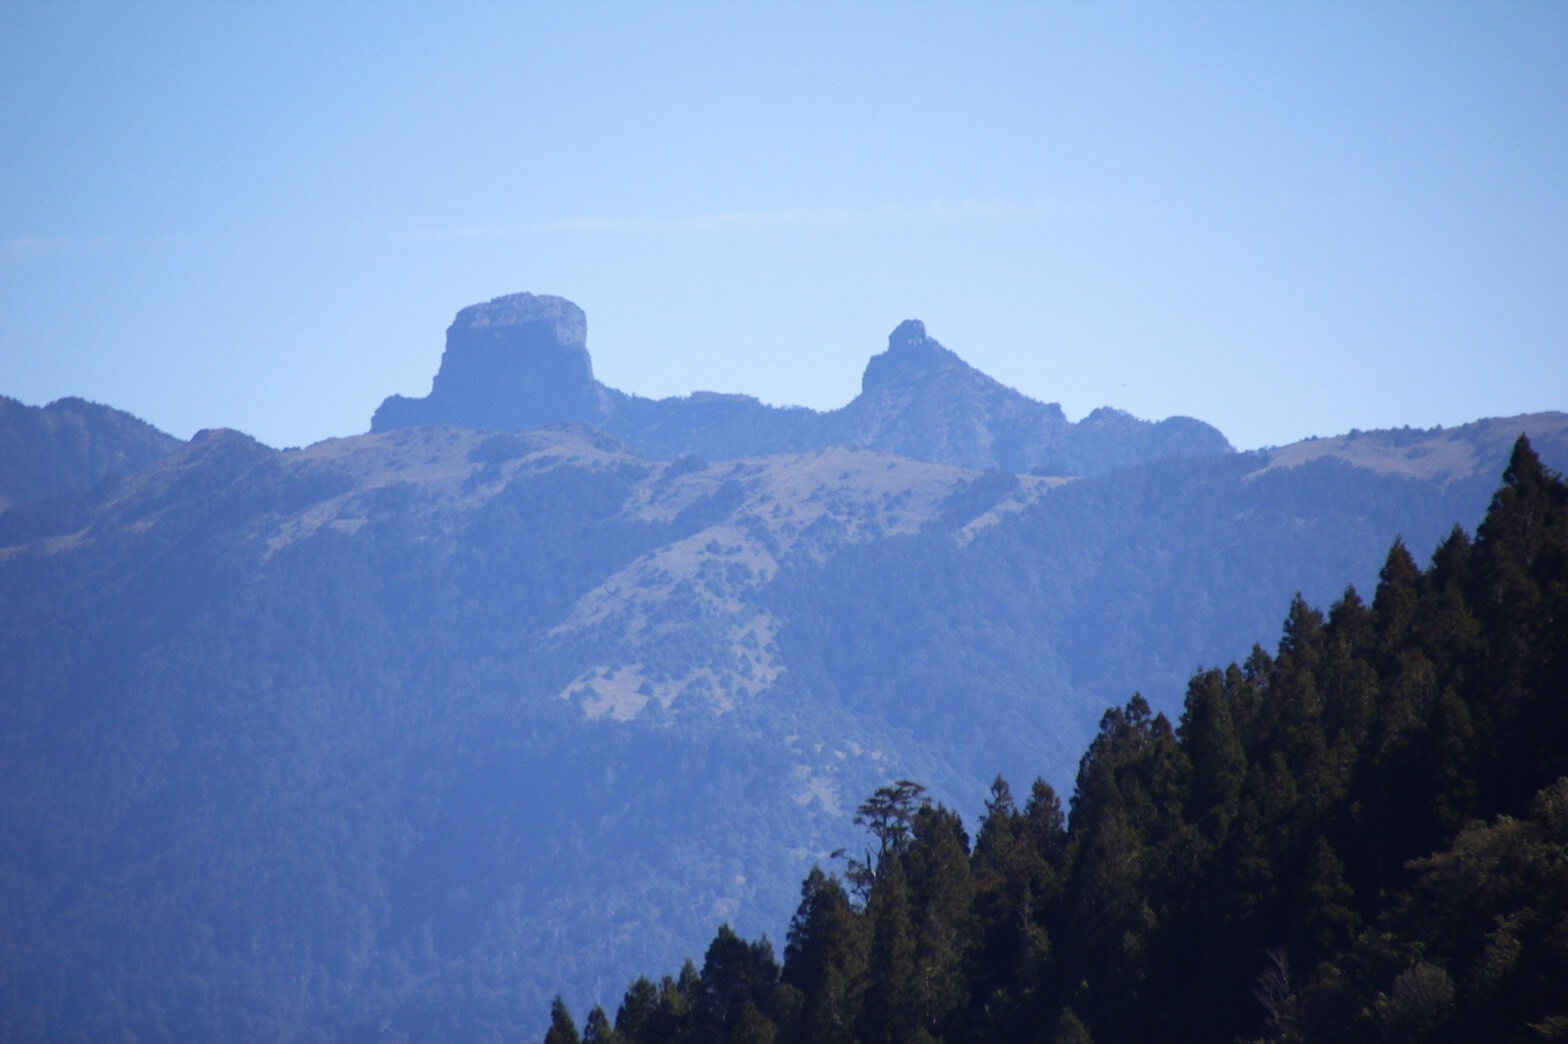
[[3, 1, 1564, 451]]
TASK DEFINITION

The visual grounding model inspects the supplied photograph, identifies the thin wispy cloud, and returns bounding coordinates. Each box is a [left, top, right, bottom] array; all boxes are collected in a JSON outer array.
[[409, 198, 1106, 243], [2, 201, 1110, 260]]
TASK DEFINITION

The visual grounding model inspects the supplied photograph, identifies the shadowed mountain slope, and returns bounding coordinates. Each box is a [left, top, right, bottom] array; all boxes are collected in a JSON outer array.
[[0, 395, 182, 513]]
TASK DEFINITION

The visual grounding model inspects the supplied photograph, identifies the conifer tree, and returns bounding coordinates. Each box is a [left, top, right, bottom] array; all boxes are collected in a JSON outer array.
[[695, 925, 778, 1042], [972, 777, 1020, 884], [1372, 539, 1422, 663], [782, 868, 864, 1043], [1470, 436, 1568, 811], [967, 776, 1065, 1037], [904, 803, 975, 1036], [583, 1004, 620, 1044], [1320, 586, 1376, 758], [614, 977, 658, 1041], [1021, 779, 1067, 874], [859, 854, 917, 1044], [1291, 835, 1358, 962], [544, 995, 581, 1044], [970, 777, 1026, 1023], [643, 965, 697, 1044], [1179, 668, 1246, 849]]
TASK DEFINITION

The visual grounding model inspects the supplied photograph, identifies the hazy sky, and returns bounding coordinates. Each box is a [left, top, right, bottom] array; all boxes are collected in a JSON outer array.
[[3, 2, 1564, 451]]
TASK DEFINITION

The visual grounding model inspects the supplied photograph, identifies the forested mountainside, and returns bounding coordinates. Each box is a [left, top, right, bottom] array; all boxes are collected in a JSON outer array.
[[371, 293, 1231, 475], [0, 394, 181, 513], [549, 438, 1568, 1044], [1, 396, 1564, 1039]]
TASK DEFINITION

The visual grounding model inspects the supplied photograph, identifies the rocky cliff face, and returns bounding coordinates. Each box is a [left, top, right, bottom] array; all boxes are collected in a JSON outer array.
[[371, 294, 1233, 475], [831, 318, 1072, 471], [371, 293, 610, 433]]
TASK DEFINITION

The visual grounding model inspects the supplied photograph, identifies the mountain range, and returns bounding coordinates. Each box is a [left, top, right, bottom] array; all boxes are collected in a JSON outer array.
[[1, 294, 1564, 1039], [371, 292, 1231, 476]]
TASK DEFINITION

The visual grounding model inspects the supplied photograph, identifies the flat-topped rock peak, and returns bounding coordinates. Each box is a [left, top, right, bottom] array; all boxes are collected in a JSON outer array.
[[371, 292, 605, 434], [450, 292, 588, 344]]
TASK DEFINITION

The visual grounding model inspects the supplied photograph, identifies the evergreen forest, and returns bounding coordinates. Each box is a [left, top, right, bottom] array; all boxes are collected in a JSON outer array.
[[541, 437, 1568, 1043]]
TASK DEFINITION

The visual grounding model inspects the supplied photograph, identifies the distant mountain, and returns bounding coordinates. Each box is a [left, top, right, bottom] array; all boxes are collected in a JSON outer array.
[[2, 392, 1564, 1038], [0, 394, 181, 513], [372, 293, 1232, 474]]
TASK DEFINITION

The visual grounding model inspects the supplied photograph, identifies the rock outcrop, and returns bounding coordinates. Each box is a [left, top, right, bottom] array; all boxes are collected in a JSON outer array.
[[372, 293, 609, 433], [371, 293, 1233, 475], [830, 318, 1073, 472]]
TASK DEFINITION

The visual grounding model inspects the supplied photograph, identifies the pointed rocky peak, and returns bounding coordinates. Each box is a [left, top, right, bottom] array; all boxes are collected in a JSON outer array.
[[860, 319, 971, 394], [889, 318, 930, 349], [372, 293, 607, 434]]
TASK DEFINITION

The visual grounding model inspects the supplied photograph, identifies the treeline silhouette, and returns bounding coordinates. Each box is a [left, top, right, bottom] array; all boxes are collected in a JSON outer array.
[[545, 437, 1568, 1043]]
